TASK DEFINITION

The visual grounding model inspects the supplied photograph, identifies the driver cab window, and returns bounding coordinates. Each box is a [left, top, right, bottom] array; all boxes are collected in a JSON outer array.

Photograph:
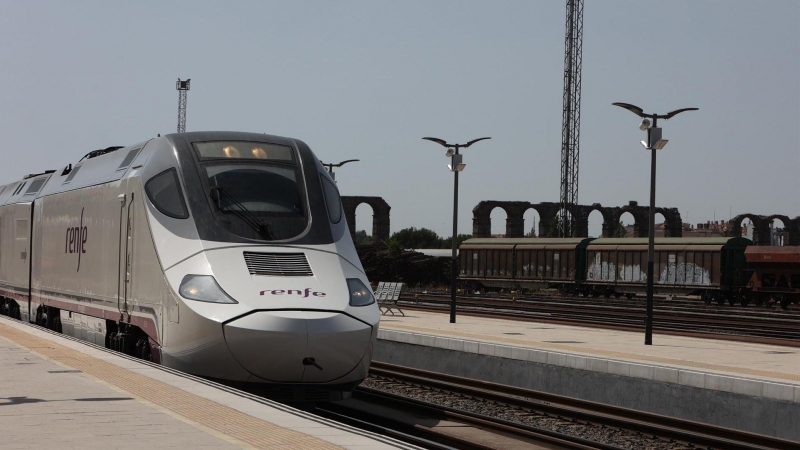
[[145, 169, 189, 219]]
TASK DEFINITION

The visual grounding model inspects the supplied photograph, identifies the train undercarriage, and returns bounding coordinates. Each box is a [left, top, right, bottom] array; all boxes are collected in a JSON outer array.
[[0, 298, 155, 361], [461, 279, 796, 309]]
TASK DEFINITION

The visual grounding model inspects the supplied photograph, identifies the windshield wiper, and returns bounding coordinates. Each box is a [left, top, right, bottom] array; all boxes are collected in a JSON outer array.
[[210, 186, 275, 240]]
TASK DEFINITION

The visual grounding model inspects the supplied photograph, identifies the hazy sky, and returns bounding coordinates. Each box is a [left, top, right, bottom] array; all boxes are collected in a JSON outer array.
[[1, 1, 798, 238]]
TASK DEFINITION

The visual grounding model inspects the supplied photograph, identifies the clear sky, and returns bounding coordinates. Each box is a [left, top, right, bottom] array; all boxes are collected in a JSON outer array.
[[1, 1, 797, 237]]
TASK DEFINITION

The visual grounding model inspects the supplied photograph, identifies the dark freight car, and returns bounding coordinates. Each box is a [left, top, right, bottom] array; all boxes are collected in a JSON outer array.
[[582, 237, 750, 300], [459, 238, 593, 290]]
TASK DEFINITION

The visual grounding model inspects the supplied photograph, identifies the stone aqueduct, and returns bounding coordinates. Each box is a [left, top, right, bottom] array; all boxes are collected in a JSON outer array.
[[472, 200, 683, 238], [729, 213, 800, 246], [341, 196, 799, 245]]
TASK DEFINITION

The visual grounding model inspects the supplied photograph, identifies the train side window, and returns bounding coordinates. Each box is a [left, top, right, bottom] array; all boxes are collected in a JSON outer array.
[[319, 175, 342, 224], [145, 169, 189, 219]]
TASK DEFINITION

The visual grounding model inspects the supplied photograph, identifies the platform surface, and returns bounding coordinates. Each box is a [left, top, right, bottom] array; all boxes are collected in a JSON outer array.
[[0, 316, 415, 450], [378, 309, 800, 400]]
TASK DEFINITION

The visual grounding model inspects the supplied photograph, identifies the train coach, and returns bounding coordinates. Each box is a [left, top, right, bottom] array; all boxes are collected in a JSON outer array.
[[0, 131, 379, 400], [459, 236, 754, 305]]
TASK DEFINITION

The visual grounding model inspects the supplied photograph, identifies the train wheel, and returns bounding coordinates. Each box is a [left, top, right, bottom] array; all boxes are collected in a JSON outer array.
[[603, 291, 611, 299], [140, 341, 152, 361], [716, 295, 725, 306], [625, 293, 634, 300], [780, 297, 790, 310], [614, 292, 621, 299], [727, 296, 736, 307]]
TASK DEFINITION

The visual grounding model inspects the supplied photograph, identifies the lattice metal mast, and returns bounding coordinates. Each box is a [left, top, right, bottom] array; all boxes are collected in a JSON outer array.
[[176, 79, 191, 133], [559, 0, 583, 237]]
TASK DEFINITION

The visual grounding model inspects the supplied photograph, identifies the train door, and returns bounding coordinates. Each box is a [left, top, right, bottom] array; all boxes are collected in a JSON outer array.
[[16, 217, 30, 319], [118, 191, 135, 317]]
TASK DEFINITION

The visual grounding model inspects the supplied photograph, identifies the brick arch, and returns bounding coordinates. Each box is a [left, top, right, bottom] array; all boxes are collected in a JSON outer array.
[[574, 204, 614, 237], [655, 207, 683, 238], [765, 214, 797, 246], [766, 214, 792, 226], [472, 201, 534, 238], [729, 213, 768, 245], [341, 196, 391, 243], [610, 202, 649, 237]]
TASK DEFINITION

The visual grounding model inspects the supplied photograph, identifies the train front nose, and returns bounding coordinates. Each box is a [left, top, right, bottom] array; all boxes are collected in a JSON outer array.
[[222, 310, 373, 383]]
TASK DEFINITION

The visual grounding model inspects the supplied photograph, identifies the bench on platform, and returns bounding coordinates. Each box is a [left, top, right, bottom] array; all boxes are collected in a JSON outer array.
[[374, 282, 405, 316]]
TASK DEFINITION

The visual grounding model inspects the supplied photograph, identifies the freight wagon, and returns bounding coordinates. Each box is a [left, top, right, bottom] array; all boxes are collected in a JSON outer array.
[[459, 237, 753, 304]]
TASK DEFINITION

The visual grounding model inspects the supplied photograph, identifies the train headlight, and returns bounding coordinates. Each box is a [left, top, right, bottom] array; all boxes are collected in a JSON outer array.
[[347, 278, 375, 307], [179, 275, 238, 304]]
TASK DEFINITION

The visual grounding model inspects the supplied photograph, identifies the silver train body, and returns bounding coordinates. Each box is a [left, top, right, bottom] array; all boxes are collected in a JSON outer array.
[[0, 132, 378, 397]]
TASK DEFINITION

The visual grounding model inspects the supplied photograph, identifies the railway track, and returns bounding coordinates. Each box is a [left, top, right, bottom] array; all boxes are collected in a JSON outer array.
[[398, 291, 800, 347], [317, 362, 796, 450]]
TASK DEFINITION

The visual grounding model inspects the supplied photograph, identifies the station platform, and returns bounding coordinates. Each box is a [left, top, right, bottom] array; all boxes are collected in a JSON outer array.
[[375, 309, 800, 441], [0, 316, 416, 450]]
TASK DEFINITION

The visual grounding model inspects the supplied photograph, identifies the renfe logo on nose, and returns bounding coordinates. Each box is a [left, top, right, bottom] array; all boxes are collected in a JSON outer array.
[[65, 207, 88, 272], [260, 288, 326, 298]]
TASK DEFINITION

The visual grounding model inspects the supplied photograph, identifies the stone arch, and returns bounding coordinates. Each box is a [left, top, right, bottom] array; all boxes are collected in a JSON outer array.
[[729, 214, 768, 245], [655, 207, 683, 237], [766, 214, 793, 246], [530, 202, 561, 237], [472, 201, 530, 238], [341, 196, 391, 244], [573, 203, 613, 237], [605, 201, 649, 237], [490, 206, 509, 236]]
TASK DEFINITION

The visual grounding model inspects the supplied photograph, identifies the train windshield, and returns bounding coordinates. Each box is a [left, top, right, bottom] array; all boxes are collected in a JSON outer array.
[[194, 141, 308, 241]]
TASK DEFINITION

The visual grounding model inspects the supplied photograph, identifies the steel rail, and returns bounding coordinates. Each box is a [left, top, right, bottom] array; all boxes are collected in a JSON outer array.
[[400, 293, 800, 347], [369, 362, 796, 450], [320, 383, 618, 450]]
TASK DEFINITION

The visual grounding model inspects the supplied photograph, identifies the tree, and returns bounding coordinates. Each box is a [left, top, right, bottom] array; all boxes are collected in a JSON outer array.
[[545, 216, 571, 237], [613, 221, 626, 238], [355, 230, 373, 245], [390, 227, 442, 249], [386, 237, 404, 259], [440, 234, 472, 249]]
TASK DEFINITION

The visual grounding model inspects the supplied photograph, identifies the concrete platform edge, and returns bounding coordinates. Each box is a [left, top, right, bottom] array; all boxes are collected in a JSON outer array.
[[376, 329, 800, 441], [377, 328, 800, 403]]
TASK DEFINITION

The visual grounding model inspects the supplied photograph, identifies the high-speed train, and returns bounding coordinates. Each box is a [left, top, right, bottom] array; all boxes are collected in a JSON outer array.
[[0, 131, 379, 400]]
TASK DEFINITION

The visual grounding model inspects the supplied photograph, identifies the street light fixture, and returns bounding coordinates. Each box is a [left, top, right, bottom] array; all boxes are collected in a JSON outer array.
[[612, 102, 697, 345], [320, 159, 360, 182], [423, 136, 491, 324]]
